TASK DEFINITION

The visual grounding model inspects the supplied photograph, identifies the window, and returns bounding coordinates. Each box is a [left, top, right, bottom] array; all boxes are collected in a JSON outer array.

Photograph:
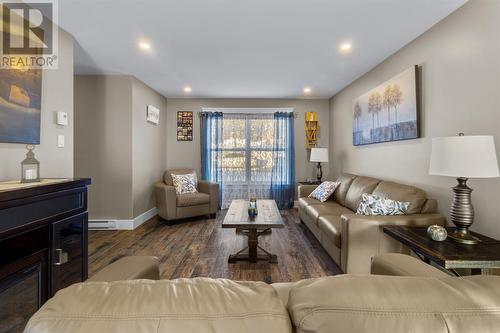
[[220, 114, 276, 184], [201, 108, 295, 209]]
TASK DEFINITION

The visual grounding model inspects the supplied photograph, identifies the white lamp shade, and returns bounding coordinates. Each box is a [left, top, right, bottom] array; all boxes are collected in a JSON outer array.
[[429, 135, 499, 178], [310, 148, 329, 163]]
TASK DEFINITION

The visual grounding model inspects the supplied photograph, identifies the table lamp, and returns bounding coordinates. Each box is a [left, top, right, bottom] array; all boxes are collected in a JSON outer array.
[[310, 148, 329, 182], [429, 134, 499, 244]]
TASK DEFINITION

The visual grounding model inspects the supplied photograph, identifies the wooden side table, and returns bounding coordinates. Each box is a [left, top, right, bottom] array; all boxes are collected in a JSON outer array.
[[383, 226, 500, 276]]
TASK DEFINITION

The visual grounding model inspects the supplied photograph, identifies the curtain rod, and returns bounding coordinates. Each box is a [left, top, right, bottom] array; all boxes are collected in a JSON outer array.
[[199, 107, 298, 118], [198, 112, 298, 119]]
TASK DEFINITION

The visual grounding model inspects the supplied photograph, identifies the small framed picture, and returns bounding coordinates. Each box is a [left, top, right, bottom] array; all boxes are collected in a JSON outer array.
[[146, 105, 160, 125], [177, 111, 193, 141]]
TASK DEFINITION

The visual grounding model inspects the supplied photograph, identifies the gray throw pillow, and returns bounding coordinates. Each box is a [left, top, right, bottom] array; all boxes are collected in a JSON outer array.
[[356, 193, 410, 216], [172, 173, 198, 195]]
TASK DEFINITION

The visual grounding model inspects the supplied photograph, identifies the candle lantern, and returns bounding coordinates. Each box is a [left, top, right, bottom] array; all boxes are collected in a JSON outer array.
[[21, 145, 40, 183]]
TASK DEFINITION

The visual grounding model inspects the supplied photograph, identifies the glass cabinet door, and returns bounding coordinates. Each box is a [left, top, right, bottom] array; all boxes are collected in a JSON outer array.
[[51, 213, 87, 295]]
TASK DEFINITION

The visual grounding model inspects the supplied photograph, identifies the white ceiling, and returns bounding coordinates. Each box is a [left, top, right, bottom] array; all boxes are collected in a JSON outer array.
[[59, 0, 467, 99]]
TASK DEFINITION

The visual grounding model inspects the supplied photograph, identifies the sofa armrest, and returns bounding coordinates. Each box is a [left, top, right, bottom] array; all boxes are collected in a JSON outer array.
[[155, 181, 177, 220], [340, 213, 445, 274], [198, 180, 219, 213], [371, 253, 449, 278], [87, 256, 160, 282], [298, 185, 318, 198]]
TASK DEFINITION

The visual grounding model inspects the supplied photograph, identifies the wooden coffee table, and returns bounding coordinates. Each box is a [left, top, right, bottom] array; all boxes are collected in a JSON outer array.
[[222, 200, 284, 263]]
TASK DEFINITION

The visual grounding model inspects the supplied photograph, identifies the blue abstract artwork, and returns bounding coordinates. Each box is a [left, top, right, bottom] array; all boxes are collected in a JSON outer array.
[[0, 68, 42, 144], [353, 65, 419, 146]]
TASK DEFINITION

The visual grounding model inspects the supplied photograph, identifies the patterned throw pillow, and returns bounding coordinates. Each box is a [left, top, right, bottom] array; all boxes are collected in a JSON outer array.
[[171, 173, 198, 195], [356, 193, 410, 216], [309, 181, 340, 202]]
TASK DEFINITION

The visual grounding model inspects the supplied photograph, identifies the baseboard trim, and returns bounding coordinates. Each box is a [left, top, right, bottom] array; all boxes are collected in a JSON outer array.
[[89, 207, 158, 230]]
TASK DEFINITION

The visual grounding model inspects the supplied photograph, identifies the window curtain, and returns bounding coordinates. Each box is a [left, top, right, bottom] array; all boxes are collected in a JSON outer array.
[[221, 113, 274, 209], [270, 112, 295, 209], [200, 112, 223, 208]]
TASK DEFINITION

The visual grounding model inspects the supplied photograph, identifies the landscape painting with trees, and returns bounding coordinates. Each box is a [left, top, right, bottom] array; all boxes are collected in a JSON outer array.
[[352, 65, 419, 146]]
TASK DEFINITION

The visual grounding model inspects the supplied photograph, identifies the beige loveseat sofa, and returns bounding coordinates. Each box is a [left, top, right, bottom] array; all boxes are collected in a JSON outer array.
[[155, 169, 219, 221], [25, 255, 500, 333], [298, 173, 445, 274]]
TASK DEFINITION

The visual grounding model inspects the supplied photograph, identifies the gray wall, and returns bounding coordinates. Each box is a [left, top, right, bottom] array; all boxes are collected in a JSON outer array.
[[74, 75, 133, 220], [74, 75, 167, 220], [166, 98, 330, 183], [132, 78, 168, 217], [329, 0, 500, 238], [0, 29, 74, 181]]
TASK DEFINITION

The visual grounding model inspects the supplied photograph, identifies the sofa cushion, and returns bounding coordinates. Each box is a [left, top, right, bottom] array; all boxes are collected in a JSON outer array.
[[163, 169, 197, 186], [87, 256, 160, 282], [298, 197, 322, 210], [333, 173, 357, 206], [344, 176, 380, 212], [172, 173, 198, 194], [306, 202, 354, 222], [421, 198, 438, 214], [356, 193, 410, 216], [288, 275, 500, 333], [308, 181, 340, 202], [372, 181, 427, 214], [371, 253, 449, 278], [177, 192, 210, 207], [25, 278, 292, 333], [317, 216, 341, 248]]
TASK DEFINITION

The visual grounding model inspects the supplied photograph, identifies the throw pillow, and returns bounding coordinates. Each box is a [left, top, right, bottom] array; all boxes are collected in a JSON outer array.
[[308, 181, 340, 202], [356, 193, 410, 216], [171, 173, 198, 195]]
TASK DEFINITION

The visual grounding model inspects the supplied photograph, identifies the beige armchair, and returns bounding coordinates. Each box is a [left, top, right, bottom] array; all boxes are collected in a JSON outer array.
[[155, 169, 219, 221]]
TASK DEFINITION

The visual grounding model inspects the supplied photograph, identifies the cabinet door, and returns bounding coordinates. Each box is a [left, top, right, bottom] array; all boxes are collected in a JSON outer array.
[[51, 212, 87, 295]]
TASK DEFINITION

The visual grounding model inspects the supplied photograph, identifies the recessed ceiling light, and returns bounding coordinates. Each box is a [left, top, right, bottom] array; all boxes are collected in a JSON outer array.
[[138, 41, 151, 50], [339, 43, 352, 53], [184, 86, 192, 93], [303, 87, 311, 94]]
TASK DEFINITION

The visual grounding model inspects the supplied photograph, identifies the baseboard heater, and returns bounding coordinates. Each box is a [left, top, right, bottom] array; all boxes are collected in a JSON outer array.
[[88, 220, 117, 230]]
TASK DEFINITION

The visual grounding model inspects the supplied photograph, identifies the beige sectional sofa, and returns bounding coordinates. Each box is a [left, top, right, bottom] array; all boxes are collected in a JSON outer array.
[[25, 255, 500, 333], [298, 173, 445, 274]]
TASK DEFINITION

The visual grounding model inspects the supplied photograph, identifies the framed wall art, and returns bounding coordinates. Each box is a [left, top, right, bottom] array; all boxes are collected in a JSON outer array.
[[0, 68, 42, 144], [352, 65, 420, 146], [146, 104, 160, 125], [177, 111, 193, 141]]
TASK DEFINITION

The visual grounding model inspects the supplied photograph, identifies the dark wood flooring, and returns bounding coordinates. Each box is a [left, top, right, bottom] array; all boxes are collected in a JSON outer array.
[[88, 209, 342, 283]]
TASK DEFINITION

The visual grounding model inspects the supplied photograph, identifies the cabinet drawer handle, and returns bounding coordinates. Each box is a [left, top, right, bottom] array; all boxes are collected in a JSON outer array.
[[54, 248, 69, 265]]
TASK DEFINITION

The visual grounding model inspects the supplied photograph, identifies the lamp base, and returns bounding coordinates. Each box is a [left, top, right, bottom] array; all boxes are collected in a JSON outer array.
[[448, 229, 481, 245], [316, 162, 323, 183], [449, 178, 480, 245]]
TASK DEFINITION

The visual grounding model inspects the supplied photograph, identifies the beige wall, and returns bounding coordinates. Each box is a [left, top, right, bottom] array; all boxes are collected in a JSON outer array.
[[131, 78, 168, 217], [166, 98, 330, 183], [329, 0, 500, 238], [74, 75, 133, 220], [0, 29, 74, 181], [74, 75, 167, 220]]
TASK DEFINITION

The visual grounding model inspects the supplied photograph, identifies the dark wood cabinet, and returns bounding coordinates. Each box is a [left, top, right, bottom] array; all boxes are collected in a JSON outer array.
[[51, 212, 87, 293], [0, 178, 91, 333]]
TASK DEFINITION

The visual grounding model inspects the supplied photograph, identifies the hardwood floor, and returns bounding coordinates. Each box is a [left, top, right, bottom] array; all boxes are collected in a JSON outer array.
[[88, 209, 342, 283]]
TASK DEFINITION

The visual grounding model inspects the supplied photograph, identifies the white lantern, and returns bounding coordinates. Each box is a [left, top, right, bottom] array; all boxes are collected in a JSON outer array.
[[21, 145, 40, 183]]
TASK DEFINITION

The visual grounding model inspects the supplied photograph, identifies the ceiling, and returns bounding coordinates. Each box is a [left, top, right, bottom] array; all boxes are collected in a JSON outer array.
[[59, 0, 467, 99]]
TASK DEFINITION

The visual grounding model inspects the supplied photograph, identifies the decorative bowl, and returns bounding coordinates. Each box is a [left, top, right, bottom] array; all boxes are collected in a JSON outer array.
[[427, 225, 447, 241]]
